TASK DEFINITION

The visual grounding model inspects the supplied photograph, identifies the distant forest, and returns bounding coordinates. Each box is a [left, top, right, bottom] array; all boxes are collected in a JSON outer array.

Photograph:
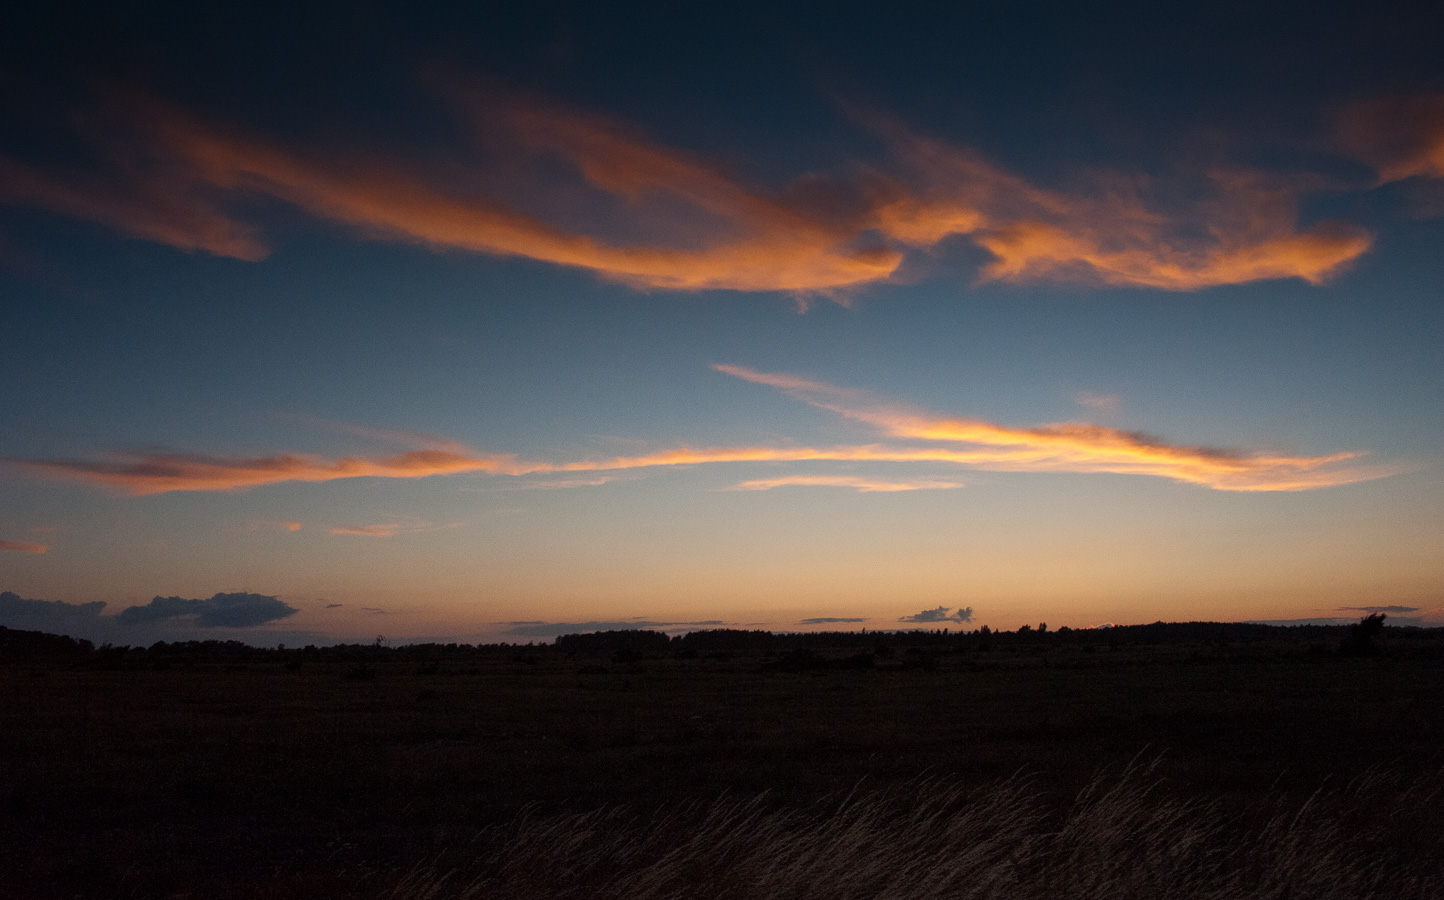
[[2, 614, 1436, 665]]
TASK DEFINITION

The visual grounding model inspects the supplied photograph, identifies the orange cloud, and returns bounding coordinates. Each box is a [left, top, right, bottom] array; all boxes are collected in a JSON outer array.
[[102, 94, 899, 294], [869, 122, 1370, 288], [0, 539, 48, 554], [330, 524, 399, 537], [0, 88, 1373, 294], [0, 155, 266, 259], [246, 519, 303, 533], [731, 475, 964, 492], [8, 370, 1395, 496], [1338, 94, 1444, 183], [13, 448, 520, 495], [713, 365, 1397, 492]]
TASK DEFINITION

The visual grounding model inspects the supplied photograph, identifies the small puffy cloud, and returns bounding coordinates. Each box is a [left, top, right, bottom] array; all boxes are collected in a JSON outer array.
[[0, 540, 48, 554], [0, 591, 106, 631], [899, 606, 973, 623], [800, 617, 868, 624], [1337, 605, 1419, 614], [116, 592, 298, 628]]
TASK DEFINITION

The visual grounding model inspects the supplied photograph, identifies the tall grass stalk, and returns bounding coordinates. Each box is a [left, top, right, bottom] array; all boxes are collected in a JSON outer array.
[[384, 760, 1441, 900]]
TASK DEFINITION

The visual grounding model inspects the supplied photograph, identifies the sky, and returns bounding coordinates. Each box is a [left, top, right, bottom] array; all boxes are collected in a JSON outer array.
[[1, 1, 1441, 645]]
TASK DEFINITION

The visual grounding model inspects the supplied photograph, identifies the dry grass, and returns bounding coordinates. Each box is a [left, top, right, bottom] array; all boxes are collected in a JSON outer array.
[[381, 759, 1442, 900]]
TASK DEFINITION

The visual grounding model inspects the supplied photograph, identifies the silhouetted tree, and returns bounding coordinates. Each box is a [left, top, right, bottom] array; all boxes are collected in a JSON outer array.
[[1339, 613, 1386, 657]]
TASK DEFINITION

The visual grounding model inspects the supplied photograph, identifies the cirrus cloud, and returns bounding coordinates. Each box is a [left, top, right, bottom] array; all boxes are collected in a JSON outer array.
[[1, 539, 48, 554], [330, 524, 400, 537], [730, 475, 965, 492], [7, 365, 1395, 495], [1339, 94, 1444, 184], [0, 85, 1375, 296]]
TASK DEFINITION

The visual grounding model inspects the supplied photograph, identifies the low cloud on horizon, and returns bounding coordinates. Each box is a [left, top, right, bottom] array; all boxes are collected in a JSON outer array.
[[899, 606, 974, 624], [502, 619, 728, 638], [0, 589, 310, 644]]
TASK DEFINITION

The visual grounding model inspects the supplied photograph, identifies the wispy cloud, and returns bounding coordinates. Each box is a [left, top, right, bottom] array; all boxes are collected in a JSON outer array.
[[1339, 94, 1444, 183], [0, 87, 1374, 295], [865, 115, 1369, 289], [247, 519, 303, 533], [0, 154, 268, 259], [330, 524, 400, 537], [0, 539, 48, 554], [800, 617, 868, 624], [508, 475, 620, 489], [11, 448, 519, 494], [731, 475, 964, 492], [8, 368, 1395, 495], [713, 365, 1395, 491], [1336, 605, 1419, 614], [1074, 391, 1120, 412]]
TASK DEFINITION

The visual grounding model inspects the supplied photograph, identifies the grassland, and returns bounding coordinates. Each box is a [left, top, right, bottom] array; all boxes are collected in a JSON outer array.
[[2, 625, 1442, 898]]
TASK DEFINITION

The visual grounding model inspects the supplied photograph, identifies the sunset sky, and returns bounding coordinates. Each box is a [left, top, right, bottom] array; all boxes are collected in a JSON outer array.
[[2, 1, 1441, 645]]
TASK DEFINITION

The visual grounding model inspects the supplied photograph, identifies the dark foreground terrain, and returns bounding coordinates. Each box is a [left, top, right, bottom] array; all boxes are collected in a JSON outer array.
[[2, 621, 1442, 898]]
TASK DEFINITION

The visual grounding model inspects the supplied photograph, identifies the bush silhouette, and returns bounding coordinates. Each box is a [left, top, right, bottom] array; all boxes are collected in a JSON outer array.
[[1339, 613, 1386, 657]]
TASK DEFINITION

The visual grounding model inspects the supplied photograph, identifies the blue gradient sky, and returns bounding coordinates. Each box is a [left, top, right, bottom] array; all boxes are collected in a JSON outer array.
[[1, 1, 1441, 643]]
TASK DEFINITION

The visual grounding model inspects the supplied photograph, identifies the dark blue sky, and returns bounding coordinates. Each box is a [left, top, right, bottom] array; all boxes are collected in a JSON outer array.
[[1, 0, 1441, 643]]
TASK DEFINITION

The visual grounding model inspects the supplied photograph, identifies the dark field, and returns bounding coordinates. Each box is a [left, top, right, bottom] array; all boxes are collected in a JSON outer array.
[[3, 624, 1443, 898]]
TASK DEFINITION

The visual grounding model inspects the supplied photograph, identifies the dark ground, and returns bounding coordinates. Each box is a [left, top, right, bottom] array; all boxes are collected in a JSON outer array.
[[2, 623, 1442, 898]]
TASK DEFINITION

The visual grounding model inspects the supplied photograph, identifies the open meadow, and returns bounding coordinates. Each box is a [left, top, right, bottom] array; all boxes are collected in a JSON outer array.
[[3, 623, 1442, 898]]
